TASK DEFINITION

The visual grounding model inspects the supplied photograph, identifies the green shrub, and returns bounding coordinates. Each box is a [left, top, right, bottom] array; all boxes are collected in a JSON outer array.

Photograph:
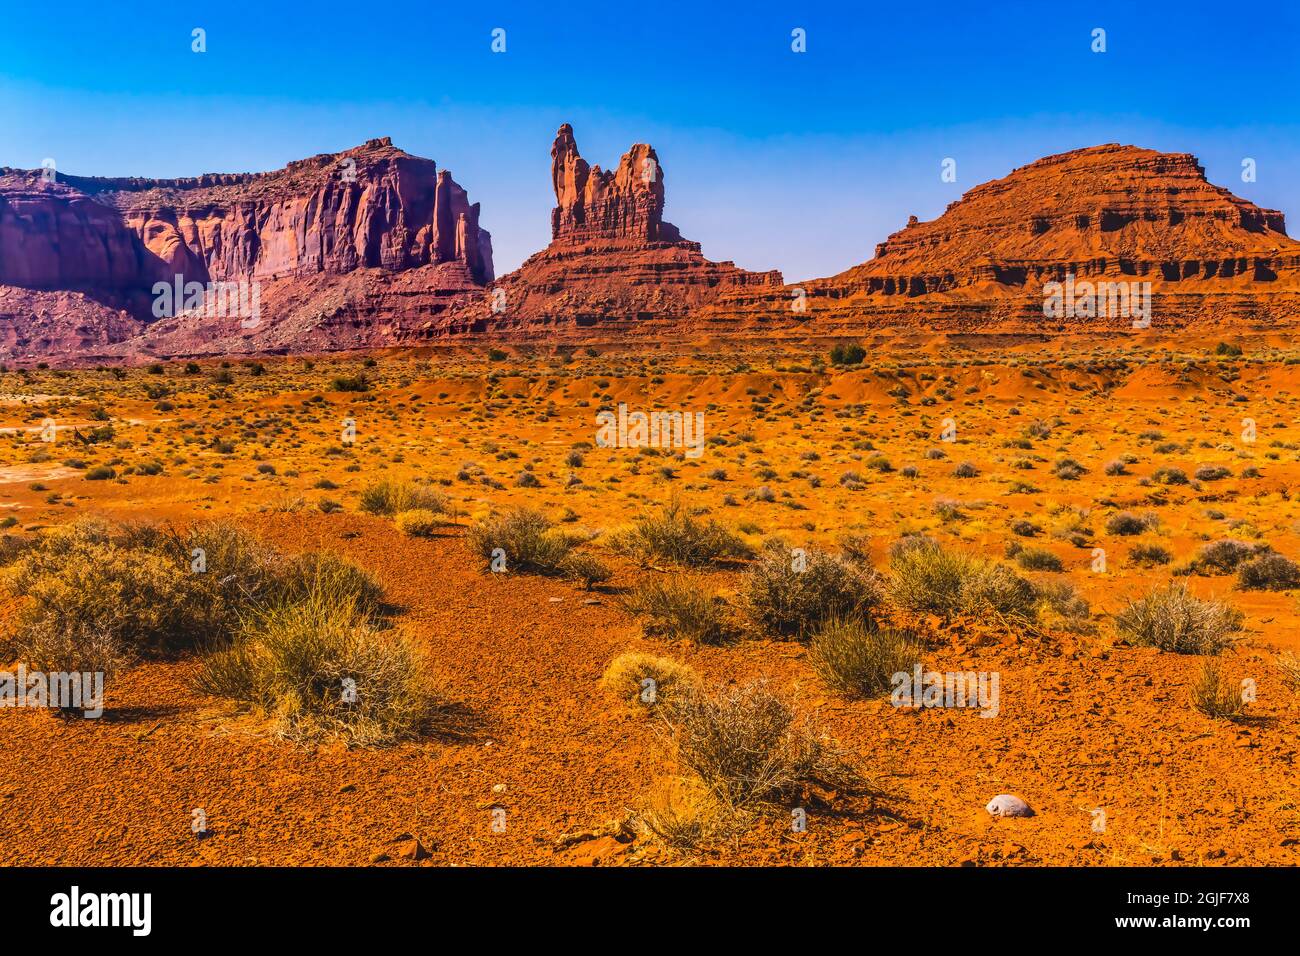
[[1153, 467, 1189, 485], [1129, 543, 1172, 567], [1236, 553, 1300, 591], [329, 375, 370, 392], [4, 519, 374, 661], [1189, 539, 1268, 575], [830, 343, 867, 366], [8, 521, 211, 658], [1106, 512, 1152, 536], [1015, 547, 1063, 572]]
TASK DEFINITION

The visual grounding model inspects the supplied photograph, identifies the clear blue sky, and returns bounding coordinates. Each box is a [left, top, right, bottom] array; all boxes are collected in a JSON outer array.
[[2, 0, 1297, 281]]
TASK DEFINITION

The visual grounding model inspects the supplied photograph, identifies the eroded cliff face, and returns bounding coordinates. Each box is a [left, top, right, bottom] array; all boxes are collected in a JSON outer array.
[[68, 137, 492, 286], [698, 144, 1300, 333], [0, 176, 151, 291], [0, 139, 493, 359], [431, 124, 781, 337]]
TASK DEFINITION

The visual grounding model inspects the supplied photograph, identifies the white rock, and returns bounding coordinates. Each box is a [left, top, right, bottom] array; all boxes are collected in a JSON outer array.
[[986, 794, 1034, 818]]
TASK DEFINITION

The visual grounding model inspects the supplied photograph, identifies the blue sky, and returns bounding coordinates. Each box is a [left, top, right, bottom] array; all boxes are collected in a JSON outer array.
[[2, 0, 1297, 281]]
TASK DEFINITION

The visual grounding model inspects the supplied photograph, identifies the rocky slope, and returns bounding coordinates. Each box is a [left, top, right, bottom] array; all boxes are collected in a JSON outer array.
[[429, 124, 782, 337], [700, 144, 1300, 332]]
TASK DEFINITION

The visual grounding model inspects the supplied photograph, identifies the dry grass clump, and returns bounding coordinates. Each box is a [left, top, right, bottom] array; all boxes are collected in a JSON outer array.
[[559, 552, 613, 590], [394, 508, 443, 537], [1276, 651, 1300, 693], [466, 507, 575, 574], [359, 479, 448, 517], [887, 536, 1037, 624], [276, 551, 385, 617], [11, 621, 129, 690], [4, 518, 287, 660], [194, 571, 448, 746], [1114, 583, 1243, 654], [1190, 660, 1246, 719], [739, 544, 883, 639], [658, 681, 866, 812], [622, 576, 730, 644], [599, 652, 700, 711], [1033, 580, 1095, 633], [608, 498, 752, 567], [636, 775, 731, 850], [809, 618, 922, 698]]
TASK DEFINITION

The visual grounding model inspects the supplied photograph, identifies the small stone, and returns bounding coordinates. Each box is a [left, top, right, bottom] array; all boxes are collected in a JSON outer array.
[[389, 834, 431, 860], [985, 794, 1034, 818]]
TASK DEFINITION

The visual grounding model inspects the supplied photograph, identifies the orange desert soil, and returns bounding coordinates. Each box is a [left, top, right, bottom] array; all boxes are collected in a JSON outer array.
[[1, 336, 1298, 865]]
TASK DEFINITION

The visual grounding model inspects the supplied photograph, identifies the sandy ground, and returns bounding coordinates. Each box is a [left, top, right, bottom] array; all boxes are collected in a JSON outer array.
[[1, 336, 1298, 866]]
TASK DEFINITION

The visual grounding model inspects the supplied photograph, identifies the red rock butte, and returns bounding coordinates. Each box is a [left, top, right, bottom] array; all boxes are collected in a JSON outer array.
[[430, 124, 783, 337]]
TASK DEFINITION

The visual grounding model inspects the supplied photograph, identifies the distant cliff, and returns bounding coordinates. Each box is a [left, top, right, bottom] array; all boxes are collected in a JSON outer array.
[[0, 138, 492, 359]]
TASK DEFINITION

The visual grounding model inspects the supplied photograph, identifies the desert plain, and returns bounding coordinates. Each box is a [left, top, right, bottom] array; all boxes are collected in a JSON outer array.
[[1, 330, 1298, 867]]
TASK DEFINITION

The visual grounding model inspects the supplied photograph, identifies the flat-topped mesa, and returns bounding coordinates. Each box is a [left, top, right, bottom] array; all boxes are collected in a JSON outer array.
[[549, 123, 681, 244], [700, 143, 1300, 333], [0, 138, 492, 293], [846, 144, 1294, 291], [0, 139, 496, 360]]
